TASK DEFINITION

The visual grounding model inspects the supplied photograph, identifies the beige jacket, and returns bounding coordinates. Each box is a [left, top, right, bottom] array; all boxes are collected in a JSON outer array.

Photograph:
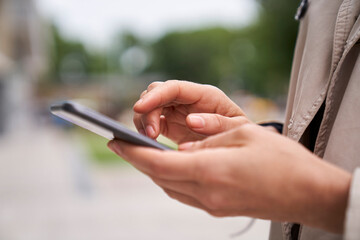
[[269, 0, 360, 239]]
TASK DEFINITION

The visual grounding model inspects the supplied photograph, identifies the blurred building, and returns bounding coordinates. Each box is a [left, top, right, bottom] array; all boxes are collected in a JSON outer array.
[[0, 0, 46, 135]]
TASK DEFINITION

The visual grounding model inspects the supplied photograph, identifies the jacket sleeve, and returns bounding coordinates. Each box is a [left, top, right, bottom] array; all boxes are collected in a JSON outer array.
[[344, 168, 360, 240]]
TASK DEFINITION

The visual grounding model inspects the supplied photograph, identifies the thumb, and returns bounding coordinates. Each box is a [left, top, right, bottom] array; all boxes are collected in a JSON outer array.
[[179, 123, 252, 151], [186, 113, 249, 136]]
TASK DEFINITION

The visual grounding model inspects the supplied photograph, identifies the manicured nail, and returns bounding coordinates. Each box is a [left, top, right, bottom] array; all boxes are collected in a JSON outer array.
[[146, 125, 156, 138], [188, 115, 205, 128], [178, 142, 194, 150]]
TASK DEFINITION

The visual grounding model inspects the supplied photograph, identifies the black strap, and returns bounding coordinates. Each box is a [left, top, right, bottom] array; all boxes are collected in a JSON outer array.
[[259, 122, 283, 134]]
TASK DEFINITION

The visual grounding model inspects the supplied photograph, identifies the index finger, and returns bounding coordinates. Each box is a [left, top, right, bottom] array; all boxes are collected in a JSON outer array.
[[133, 80, 216, 114], [108, 140, 198, 181]]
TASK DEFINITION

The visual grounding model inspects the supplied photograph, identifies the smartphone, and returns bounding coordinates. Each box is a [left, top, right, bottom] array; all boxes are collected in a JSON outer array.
[[50, 101, 171, 150]]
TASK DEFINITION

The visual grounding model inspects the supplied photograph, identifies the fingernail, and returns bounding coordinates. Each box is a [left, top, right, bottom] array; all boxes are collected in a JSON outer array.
[[178, 142, 194, 150], [139, 129, 146, 135], [134, 98, 144, 107], [110, 141, 123, 155], [108, 141, 115, 152], [188, 115, 205, 128], [146, 125, 156, 138]]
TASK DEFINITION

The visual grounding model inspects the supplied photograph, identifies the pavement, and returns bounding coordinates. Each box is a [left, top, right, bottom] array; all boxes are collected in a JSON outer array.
[[0, 126, 270, 240]]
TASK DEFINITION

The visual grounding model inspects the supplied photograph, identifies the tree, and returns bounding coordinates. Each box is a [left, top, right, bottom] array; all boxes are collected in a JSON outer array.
[[48, 24, 107, 84], [148, 0, 300, 97], [149, 28, 236, 87]]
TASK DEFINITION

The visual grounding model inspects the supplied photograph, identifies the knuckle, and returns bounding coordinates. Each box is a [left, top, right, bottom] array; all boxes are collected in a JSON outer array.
[[236, 116, 250, 125], [165, 80, 182, 89], [192, 140, 204, 150], [214, 114, 225, 131], [205, 84, 224, 96], [165, 79, 180, 85], [203, 84, 219, 92], [193, 138, 212, 150], [239, 122, 255, 135], [234, 127, 243, 136], [201, 140, 212, 149], [233, 125, 248, 138], [140, 90, 147, 98], [147, 81, 163, 91]]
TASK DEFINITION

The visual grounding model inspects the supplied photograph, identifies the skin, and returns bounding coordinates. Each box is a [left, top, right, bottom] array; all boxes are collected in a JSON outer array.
[[108, 80, 352, 233], [132, 80, 249, 143]]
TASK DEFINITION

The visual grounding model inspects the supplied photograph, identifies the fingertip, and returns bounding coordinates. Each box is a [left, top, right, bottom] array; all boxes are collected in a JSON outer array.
[[107, 140, 124, 156], [107, 140, 115, 152], [133, 98, 144, 112], [178, 142, 194, 151], [133, 97, 158, 114], [187, 114, 205, 129]]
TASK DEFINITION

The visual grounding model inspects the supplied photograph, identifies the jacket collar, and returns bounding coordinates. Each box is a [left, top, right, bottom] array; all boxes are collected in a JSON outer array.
[[314, 0, 360, 157], [347, 0, 360, 44]]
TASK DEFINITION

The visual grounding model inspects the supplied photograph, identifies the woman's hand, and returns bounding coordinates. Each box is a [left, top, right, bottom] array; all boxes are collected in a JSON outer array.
[[108, 123, 351, 233], [133, 80, 248, 144]]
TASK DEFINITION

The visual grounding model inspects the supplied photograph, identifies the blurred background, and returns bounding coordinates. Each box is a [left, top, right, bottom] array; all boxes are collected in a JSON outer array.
[[0, 0, 299, 239]]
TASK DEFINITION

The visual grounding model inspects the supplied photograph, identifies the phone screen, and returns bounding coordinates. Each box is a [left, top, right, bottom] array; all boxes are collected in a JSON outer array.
[[50, 101, 171, 150]]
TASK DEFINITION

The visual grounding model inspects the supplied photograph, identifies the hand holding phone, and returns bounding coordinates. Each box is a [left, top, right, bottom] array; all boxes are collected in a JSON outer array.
[[50, 101, 171, 150]]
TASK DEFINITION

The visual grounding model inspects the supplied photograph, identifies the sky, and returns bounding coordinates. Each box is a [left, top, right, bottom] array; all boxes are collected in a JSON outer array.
[[35, 0, 259, 48]]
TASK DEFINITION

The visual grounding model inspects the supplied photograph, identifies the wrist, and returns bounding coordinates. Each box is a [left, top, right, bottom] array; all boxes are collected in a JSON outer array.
[[298, 158, 352, 233]]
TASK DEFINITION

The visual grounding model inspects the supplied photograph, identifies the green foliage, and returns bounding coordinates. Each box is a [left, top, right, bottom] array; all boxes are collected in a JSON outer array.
[[148, 0, 300, 97], [242, 0, 300, 96], [149, 28, 236, 87], [48, 25, 107, 83], [47, 0, 300, 97], [76, 128, 177, 165], [76, 128, 128, 165]]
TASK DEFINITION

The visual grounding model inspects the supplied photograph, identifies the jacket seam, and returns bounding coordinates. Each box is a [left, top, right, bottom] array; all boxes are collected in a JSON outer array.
[[331, 0, 352, 75], [314, 30, 359, 157], [288, 88, 327, 142]]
